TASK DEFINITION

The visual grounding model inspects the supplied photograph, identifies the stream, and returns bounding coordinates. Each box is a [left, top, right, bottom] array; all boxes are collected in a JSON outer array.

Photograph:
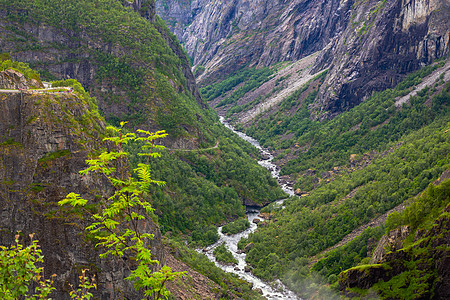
[[198, 117, 299, 299]]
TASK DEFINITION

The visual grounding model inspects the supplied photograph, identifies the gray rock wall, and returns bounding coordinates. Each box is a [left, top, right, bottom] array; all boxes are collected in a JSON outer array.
[[157, 0, 449, 117], [0, 84, 164, 299]]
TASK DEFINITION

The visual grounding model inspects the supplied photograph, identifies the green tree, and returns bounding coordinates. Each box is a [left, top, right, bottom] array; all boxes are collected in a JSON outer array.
[[59, 122, 183, 299], [0, 233, 56, 299]]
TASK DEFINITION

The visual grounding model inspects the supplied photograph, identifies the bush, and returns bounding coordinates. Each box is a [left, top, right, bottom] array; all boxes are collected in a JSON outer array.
[[222, 218, 250, 235], [213, 243, 238, 265]]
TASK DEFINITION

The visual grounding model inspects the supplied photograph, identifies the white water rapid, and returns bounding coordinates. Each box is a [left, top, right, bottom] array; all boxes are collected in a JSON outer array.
[[198, 117, 300, 299]]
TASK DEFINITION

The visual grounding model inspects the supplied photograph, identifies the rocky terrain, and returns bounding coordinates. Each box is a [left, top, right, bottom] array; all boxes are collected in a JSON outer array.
[[339, 170, 450, 299], [0, 0, 207, 148], [0, 70, 164, 298], [157, 0, 449, 118]]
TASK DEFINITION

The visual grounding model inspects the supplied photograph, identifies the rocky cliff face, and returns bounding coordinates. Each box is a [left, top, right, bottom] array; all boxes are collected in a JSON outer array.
[[157, 0, 449, 118], [311, 0, 450, 119], [164, 0, 349, 86], [0, 0, 207, 146], [340, 205, 450, 299], [0, 74, 163, 299]]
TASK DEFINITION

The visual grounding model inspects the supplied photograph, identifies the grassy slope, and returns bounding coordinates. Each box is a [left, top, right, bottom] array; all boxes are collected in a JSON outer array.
[[340, 179, 450, 299], [0, 0, 285, 244], [222, 61, 449, 298]]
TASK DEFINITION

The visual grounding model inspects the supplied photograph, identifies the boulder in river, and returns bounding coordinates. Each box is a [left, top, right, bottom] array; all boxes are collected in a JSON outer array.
[[252, 218, 261, 224], [258, 212, 274, 220]]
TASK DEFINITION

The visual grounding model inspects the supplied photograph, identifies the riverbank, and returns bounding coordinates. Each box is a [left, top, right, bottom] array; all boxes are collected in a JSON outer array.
[[196, 117, 300, 299]]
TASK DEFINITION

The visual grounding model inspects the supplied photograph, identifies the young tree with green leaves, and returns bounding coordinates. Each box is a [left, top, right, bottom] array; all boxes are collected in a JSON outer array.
[[59, 122, 184, 299], [0, 233, 56, 299]]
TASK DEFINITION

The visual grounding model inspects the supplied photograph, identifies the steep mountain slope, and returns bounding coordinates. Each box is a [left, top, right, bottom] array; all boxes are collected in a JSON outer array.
[[156, 1, 450, 298], [0, 0, 204, 144], [340, 175, 450, 299], [158, 0, 449, 117], [237, 63, 450, 299], [0, 0, 286, 247], [0, 64, 265, 299], [0, 67, 159, 298]]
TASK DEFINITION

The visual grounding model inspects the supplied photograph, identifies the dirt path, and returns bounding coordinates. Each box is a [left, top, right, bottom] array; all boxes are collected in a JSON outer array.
[[167, 139, 219, 152]]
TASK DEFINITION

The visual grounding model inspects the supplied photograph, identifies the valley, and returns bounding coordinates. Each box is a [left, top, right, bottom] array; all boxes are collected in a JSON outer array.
[[0, 0, 449, 299]]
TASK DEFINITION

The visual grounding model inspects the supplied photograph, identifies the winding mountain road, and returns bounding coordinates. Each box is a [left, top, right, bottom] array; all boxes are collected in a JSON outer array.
[[0, 87, 73, 94], [166, 139, 219, 152]]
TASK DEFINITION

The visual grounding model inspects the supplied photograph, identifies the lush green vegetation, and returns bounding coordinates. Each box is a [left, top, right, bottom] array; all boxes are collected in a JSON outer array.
[[167, 238, 265, 299], [227, 62, 450, 298], [126, 121, 285, 247], [213, 243, 238, 265], [59, 124, 183, 299], [0, 59, 285, 296], [200, 67, 273, 107], [0, 0, 201, 132], [246, 111, 449, 281], [311, 226, 385, 283], [0, 54, 41, 83], [386, 178, 450, 232], [246, 62, 448, 179], [0, 234, 55, 299], [0, 0, 287, 248], [341, 179, 450, 299], [222, 218, 250, 235]]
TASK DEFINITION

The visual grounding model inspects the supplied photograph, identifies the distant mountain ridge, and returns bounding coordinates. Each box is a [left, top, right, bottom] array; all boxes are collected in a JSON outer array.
[[157, 0, 450, 118]]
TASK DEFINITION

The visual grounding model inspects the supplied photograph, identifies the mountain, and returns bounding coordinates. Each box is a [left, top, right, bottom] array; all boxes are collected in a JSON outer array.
[[238, 60, 450, 299], [156, 1, 450, 298], [340, 173, 450, 299], [0, 1, 285, 298], [0, 0, 206, 146], [157, 0, 449, 117], [0, 64, 161, 298], [0, 0, 286, 234], [0, 62, 267, 299], [1, 0, 449, 299]]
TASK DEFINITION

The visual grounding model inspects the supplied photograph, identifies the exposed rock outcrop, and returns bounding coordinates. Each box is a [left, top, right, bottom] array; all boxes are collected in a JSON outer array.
[[169, 0, 350, 86], [0, 74, 164, 299], [0, 69, 43, 89], [157, 0, 449, 117], [340, 203, 450, 299], [312, 0, 450, 119]]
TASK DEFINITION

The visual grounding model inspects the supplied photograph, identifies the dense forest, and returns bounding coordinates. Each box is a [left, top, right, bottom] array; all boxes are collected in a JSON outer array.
[[0, 0, 286, 245], [1, 0, 449, 299], [0, 0, 285, 298], [224, 60, 450, 298]]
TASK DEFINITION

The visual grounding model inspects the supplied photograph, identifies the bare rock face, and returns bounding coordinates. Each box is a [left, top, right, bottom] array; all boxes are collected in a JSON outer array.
[[167, 0, 349, 86], [370, 225, 410, 263], [157, 0, 449, 117], [0, 69, 44, 89], [0, 75, 164, 299], [156, 0, 194, 37], [311, 0, 450, 120]]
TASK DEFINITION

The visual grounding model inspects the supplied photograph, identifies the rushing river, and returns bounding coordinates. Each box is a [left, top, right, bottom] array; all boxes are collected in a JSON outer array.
[[198, 118, 299, 299]]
